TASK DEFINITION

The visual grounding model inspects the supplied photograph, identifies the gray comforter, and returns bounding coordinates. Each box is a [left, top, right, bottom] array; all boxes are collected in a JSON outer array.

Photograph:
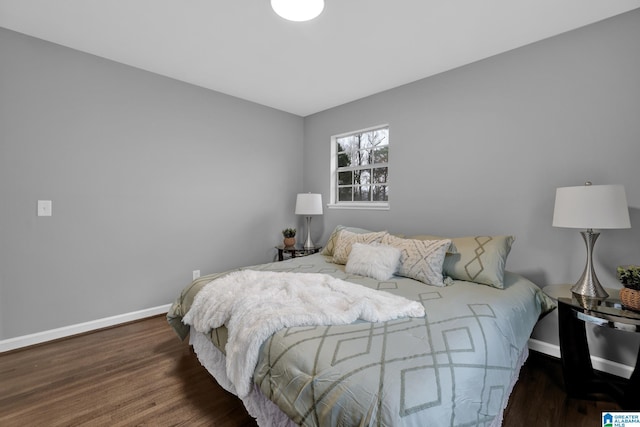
[[168, 253, 555, 426]]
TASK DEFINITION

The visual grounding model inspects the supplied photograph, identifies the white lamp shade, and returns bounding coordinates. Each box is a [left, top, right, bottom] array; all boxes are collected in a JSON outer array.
[[295, 193, 323, 215], [271, 0, 324, 22], [552, 184, 631, 229]]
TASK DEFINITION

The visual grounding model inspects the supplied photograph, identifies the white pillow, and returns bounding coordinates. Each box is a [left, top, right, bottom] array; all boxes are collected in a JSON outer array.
[[332, 229, 388, 265], [381, 234, 451, 286], [345, 243, 401, 281]]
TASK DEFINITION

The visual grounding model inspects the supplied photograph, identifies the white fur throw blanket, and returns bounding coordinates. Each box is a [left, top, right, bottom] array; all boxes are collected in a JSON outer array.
[[182, 269, 425, 398]]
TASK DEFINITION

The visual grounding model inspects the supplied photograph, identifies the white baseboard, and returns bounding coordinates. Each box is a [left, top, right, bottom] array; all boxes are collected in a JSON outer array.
[[2, 314, 635, 379], [0, 304, 172, 353], [528, 338, 634, 379]]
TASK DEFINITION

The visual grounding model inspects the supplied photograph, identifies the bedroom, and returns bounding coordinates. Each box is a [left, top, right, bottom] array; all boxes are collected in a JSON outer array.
[[1, 1, 640, 425]]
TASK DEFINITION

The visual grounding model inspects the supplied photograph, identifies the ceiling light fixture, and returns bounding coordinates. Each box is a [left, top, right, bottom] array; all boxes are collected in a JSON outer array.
[[271, 0, 325, 22]]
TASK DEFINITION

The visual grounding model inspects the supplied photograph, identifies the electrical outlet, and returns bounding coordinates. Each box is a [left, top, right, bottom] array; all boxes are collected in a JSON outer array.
[[37, 200, 52, 217], [192, 270, 200, 280]]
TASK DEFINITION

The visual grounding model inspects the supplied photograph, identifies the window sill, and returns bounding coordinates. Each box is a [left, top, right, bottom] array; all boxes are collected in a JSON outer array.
[[327, 203, 390, 211]]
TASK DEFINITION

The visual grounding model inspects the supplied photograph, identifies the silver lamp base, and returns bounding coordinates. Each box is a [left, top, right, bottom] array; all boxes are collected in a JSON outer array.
[[570, 230, 609, 299], [303, 216, 315, 249]]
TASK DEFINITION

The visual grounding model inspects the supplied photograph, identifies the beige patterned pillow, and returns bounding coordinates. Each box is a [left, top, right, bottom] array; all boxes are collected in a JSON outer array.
[[409, 235, 458, 254], [332, 230, 388, 264], [382, 234, 451, 286], [412, 235, 515, 288], [321, 225, 374, 256]]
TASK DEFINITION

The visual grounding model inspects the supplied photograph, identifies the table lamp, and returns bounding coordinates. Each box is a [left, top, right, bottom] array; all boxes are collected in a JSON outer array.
[[552, 182, 631, 298], [295, 193, 323, 249]]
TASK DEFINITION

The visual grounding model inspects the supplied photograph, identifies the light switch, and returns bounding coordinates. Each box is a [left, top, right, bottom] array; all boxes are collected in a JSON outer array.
[[37, 200, 52, 217]]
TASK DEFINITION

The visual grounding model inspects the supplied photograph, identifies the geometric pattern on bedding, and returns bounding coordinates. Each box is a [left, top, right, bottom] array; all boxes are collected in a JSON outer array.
[[245, 259, 535, 427], [256, 295, 520, 426], [255, 297, 516, 426], [168, 254, 550, 427]]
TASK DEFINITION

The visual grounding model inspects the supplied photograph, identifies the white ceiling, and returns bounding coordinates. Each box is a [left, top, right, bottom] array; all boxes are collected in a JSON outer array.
[[1, 0, 639, 116]]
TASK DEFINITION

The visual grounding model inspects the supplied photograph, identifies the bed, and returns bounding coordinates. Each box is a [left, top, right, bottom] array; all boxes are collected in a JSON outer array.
[[167, 226, 555, 427]]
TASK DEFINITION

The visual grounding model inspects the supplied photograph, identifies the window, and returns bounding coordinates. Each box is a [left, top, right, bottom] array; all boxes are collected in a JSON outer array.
[[330, 125, 389, 209]]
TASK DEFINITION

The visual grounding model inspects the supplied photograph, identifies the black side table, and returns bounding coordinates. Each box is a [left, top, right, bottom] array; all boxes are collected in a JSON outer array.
[[545, 284, 640, 409], [275, 245, 322, 261]]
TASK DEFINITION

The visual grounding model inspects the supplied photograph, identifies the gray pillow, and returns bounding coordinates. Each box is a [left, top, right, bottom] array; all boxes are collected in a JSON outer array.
[[410, 235, 515, 289]]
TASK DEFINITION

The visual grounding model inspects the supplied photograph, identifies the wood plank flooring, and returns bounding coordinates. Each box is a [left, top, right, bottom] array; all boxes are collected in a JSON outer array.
[[0, 315, 621, 426]]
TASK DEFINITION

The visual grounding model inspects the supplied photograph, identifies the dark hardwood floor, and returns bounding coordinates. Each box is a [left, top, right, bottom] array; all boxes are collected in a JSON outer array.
[[502, 348, 621, 426], [0, 315, 621, 426]]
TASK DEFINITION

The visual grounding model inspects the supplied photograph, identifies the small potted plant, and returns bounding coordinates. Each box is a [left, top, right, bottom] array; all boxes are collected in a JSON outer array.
[[616, 265, 640, 311], [282, 228, 296, 247]]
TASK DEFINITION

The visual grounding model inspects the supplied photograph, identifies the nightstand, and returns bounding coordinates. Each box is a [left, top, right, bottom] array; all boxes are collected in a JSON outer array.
[[275, 245, 322, 261], [544, 284, 640, 409]]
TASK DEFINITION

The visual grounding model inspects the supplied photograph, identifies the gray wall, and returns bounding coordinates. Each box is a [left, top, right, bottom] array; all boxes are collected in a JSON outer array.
[[0, 28, 304, 339], [2, 9, 639, 368], [303, 9, 640, 365]]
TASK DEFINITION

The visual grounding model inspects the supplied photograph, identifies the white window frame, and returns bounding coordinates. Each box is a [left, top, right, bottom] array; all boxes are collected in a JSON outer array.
[[328, 124, 390, 210]]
